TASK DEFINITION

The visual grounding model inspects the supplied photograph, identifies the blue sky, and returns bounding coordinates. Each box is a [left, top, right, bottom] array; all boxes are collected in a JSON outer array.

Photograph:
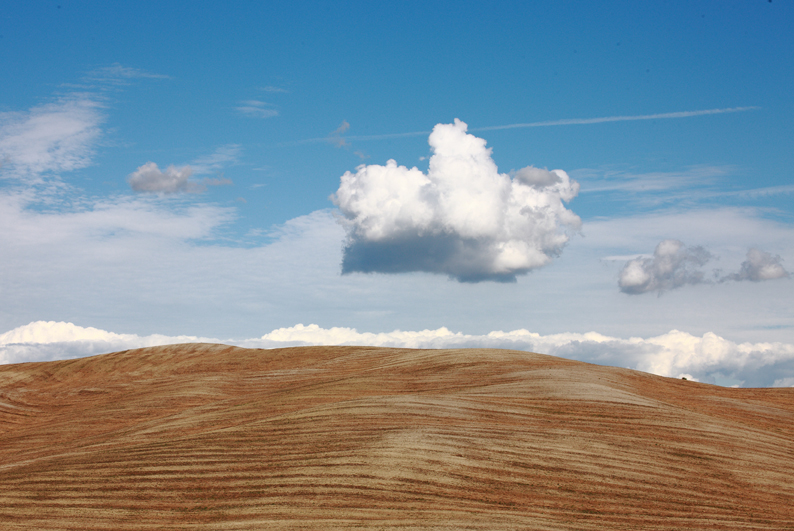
[[2, 1, 793, 386]]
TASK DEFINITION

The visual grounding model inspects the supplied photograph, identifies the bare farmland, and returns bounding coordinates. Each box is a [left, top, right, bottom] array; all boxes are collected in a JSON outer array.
[[1, 344, 792, 529]]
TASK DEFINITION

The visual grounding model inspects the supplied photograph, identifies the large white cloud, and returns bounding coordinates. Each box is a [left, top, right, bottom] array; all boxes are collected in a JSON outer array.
[[3, 321, 793, 388], [332, 119, 581, 282]]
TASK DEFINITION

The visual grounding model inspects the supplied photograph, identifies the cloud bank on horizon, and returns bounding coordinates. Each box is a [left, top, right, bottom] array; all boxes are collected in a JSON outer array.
[[2, 321, 793, 388], [333, 120, 581, 282]]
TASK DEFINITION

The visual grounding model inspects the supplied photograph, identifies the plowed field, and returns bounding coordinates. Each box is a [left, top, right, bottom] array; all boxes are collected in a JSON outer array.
[[1, 344, 792, 529]]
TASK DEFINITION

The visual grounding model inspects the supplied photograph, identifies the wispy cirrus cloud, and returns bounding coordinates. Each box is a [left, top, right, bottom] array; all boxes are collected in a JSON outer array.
[[325, 121, 368, 159], [84, 63, 171, 85], [258, 85, 288, 93], [1, 65, 176, 185], [576, 166, 729, 195], [574, 166, 794, 209], [709, 184, 794, 200], [567, 165, 794, 235], [0, 95, 104, 182], [190, 144, 241, 175], [236, 100, 278, 118], [328, 121, 350, 147]]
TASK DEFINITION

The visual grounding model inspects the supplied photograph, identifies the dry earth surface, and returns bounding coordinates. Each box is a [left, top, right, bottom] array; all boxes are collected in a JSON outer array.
[[1, 344, 793, 530]]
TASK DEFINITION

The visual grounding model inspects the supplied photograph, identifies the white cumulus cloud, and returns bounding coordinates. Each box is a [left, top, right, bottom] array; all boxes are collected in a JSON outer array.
[[619, 239, 712, 294], [332, 119, 581, 282]]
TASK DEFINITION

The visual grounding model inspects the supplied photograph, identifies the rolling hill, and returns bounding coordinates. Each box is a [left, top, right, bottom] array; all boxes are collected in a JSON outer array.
[[1, 344, 792, 530]]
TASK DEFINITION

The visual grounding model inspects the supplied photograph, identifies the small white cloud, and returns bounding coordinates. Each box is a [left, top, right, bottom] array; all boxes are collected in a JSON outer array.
[[127, 146, 236, 195], [332, 119, 581, 282], [236, 100, 278, 118], [723, 248, 789, 282], [127, 162, 200, 194], [190, 144, 241, 175], [619, 239, 712, 294]]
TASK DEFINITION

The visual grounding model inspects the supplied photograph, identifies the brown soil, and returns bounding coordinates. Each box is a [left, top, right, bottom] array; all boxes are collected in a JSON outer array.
[[1, 344, 792, 530]]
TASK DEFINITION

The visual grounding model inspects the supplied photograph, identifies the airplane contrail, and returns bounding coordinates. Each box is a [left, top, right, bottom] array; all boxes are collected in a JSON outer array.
[[283, 106, 759, 146], [471, 106, 759, 132]]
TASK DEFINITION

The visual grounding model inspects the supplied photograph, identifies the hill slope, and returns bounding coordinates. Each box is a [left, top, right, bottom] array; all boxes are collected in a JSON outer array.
[[1, 344, 792, 530]]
